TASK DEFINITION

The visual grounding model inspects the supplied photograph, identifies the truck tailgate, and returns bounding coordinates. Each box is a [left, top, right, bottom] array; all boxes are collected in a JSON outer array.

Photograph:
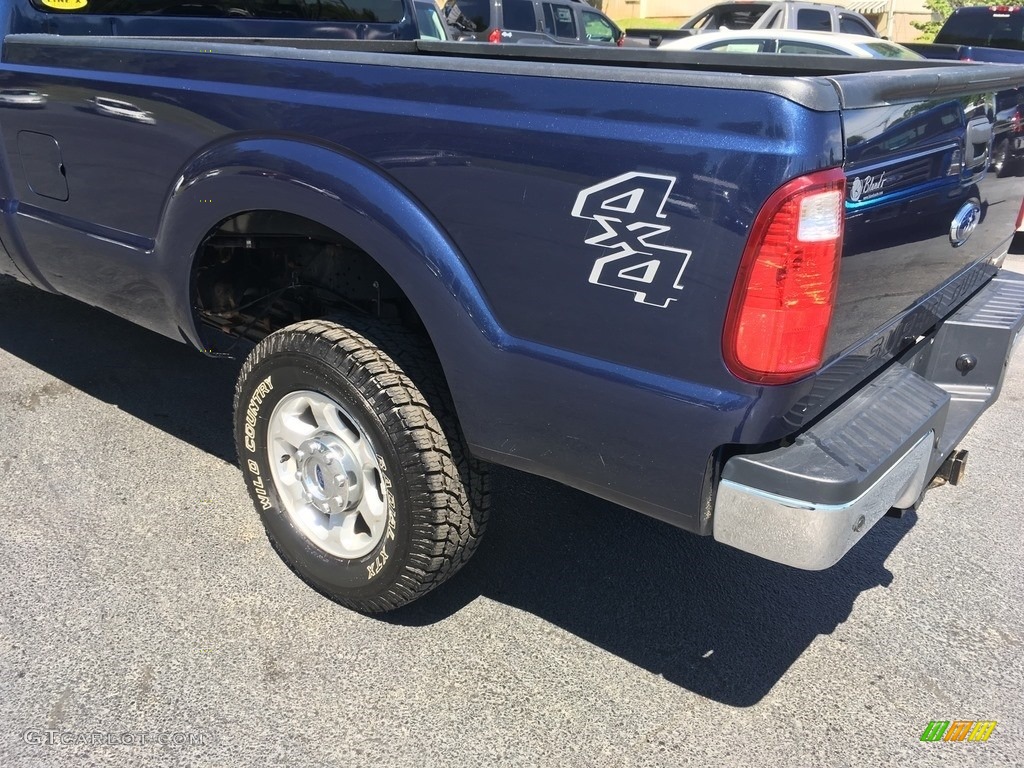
[[776, 70, 1024, 435]]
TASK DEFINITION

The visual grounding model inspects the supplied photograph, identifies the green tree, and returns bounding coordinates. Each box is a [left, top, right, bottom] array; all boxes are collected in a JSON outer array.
[[915, 0, 1024, 42]]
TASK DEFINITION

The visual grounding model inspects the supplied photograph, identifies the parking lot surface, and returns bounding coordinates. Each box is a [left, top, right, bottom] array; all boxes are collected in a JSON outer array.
[[0, 261, 1022, 767]]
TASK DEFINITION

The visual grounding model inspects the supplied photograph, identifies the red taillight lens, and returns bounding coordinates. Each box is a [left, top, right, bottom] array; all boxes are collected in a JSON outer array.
[[723, 168, 846, 385], [1015, 195, 1024, 230], [1013, 107, 1023, 133], [616, 34, 624, 47], [488, 28, 502, 43]]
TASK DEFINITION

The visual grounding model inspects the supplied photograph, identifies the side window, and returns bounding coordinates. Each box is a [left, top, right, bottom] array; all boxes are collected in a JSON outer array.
[[444, 0, 490, 32], [796, 9, 832, 32], [703, 40, 764, 52], [503, 0, 537, 32], [839, 14, 874, 36], [542, 3, 577, 38], [777, 41, 839, 54], [581, 10, 613, 41], [416, 1, 449, 39], [29, 0, 408, 22]]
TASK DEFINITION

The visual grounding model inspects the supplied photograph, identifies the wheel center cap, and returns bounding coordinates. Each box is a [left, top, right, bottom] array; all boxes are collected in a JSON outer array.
[[296, 435, 362, 514]]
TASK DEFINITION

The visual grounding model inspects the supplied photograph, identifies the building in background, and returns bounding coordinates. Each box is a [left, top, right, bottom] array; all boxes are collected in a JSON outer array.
[[603, 0, 935, 42]]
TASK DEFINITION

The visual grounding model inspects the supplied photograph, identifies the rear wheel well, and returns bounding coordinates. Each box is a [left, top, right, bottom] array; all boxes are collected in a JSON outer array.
[[191, 210, 428, 354]]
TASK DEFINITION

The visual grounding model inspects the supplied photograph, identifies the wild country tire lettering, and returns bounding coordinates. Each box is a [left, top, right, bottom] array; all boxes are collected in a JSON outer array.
[[244, 375, 274, 453], [367, 455, 397, 580], [247, 458, 273, 511]]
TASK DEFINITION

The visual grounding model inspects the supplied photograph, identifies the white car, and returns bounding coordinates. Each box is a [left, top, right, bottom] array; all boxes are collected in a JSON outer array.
[[88, 97, 156, 125], [0, 89, 47, 108], [660, 29, 923, 59]]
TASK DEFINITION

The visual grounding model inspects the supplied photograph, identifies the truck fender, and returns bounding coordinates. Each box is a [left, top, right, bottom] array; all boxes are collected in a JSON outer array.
[[157, 135, 504, 373]]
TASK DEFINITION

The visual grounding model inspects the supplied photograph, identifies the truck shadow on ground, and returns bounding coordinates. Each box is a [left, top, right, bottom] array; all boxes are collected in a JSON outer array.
[[0, 276, 917, 708], [393, 469, 915, 707], [0, 276, 241, 463]]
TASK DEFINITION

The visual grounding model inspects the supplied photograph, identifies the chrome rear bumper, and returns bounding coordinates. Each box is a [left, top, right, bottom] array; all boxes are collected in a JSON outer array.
[[713, 270, 1024, 570]]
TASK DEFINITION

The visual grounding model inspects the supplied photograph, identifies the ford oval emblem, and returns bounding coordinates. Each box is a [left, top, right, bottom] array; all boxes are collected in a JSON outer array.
[[950, 200, 981, 248]]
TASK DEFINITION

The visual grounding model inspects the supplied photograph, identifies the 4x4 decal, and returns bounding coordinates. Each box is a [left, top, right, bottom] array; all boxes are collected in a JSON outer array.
[[571, 172, 692, 308]]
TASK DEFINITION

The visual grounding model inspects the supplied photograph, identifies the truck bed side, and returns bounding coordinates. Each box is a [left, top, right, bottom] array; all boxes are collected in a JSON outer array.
[[1, 35, 1022, 534]]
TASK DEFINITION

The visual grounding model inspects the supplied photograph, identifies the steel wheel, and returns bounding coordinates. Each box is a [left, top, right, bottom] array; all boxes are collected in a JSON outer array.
[[234, 317, 490, 612], [267, 390, 387, 560]]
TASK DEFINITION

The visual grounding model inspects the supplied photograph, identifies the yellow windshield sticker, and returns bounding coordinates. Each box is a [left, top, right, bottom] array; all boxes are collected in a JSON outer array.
[[40, 0, 89, 9]]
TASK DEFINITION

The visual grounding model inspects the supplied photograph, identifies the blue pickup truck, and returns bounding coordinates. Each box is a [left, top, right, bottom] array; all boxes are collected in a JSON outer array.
[[1, 0, 1023, 612], [906, 6, 1024, 177]]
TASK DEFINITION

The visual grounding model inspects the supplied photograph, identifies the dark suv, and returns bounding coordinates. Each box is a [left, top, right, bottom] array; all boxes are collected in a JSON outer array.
[[17, 0, 447, 40], [992, 87, 1024, 177], [445, 0, 623, 46]]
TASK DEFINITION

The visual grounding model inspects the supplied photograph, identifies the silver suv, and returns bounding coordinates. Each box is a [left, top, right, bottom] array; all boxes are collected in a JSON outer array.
[[683, 1, 879, 37], [445, 0, 624, 46], [625, 1, 879, 48]]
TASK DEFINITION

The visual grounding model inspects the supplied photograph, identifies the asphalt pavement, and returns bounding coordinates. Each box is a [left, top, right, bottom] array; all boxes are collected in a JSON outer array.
[[0, 259, 1022, 767]]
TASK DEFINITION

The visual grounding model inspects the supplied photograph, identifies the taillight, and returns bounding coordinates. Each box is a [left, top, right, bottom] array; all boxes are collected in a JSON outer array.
[[616, 34, 624, 47], [1015, 195, 1024, 230], [723, 168, 846, 385], [488, 28, 502, 43], [1013, 107, 1023, 134]]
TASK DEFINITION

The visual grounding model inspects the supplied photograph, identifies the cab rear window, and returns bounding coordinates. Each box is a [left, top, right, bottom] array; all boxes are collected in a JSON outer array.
[[936, 9, 1024, 50], [29, 0, 406, 22], [685, 3, 770, 31]]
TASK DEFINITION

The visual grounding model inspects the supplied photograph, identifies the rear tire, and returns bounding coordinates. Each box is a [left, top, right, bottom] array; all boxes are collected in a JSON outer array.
[[233, 317, 489, 613], [993, 139, 1012, 178]]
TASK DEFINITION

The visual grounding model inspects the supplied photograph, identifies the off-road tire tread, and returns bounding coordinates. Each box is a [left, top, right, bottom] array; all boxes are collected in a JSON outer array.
[[234, 317, 490, 613]]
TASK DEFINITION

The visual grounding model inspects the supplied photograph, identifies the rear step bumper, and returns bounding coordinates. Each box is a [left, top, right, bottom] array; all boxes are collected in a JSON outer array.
[[713, 269, 1024, 570]]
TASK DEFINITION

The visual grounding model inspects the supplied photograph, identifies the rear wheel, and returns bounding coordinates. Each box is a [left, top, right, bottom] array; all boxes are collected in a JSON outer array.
[[993, 138, 1012, 178], [233, 318, 489, 612]]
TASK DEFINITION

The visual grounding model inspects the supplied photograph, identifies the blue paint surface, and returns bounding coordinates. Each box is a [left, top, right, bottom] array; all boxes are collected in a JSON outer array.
[[0, 18, 1017, 531]]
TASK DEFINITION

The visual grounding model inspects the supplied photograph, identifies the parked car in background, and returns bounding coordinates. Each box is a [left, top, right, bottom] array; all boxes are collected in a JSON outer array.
[[660, 30, 922, 58], [992, 87, 1024, 177], [625, 0, 878, 48], [14, 0, 442, 40], [87, 96, 156, 124], [936, 4, 1024, 52], [0, 88, 45, 107], [906, 5, 1024, 63], [903, 6, 1024, 178], [682, 0, 878, 35], [444, 0, 623, 45]]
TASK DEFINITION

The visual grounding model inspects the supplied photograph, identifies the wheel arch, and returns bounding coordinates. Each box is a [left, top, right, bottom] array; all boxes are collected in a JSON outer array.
[[157, 135, 502, 368]]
